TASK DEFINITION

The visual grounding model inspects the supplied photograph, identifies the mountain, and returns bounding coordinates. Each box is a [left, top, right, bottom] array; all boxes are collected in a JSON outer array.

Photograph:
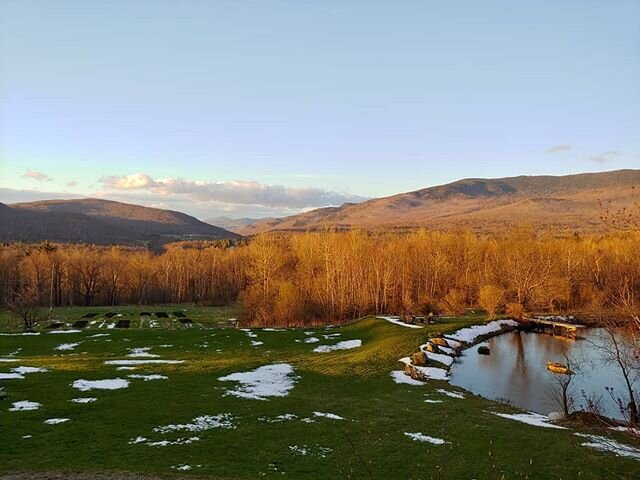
[[237, 169, 640, 235], [206, 216, 277, 234], [1, 198, 240, 244]]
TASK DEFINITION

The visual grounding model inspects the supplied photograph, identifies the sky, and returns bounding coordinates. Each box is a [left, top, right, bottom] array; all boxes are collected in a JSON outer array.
[[1, 0, 639, 220]]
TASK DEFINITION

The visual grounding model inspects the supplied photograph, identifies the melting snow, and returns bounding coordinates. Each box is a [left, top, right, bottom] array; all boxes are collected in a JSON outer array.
[[44, 418, 69, 425], [404, 432, 448, 445], [412, 365, 449, 381], [436, 389, 465, 399], [289, 445, 333, 458], [105, 359, 183, 365], [447, 320, 518, 344], [9, 401, 41, 411], [0, 372, 25, 380], [55, 343, 81, 351], [314, 339, 362, 353], [127, 347, 159, 358], [70, 397, 97, 404], [251, 340, 264, 347], [304, 337, 320, 343], [72, 378, 130, 391], [153, 414, 235, 434], [49, 330, 82, 334], [259, 413, 298, 423], [218, 363, 297, 400], [575, 433, 640, 460], [378, 316, 423, 329], [390, 371, 426, 385], [0, 332, 40, 336], [12, 366, 48, 375], [425, 352, 454, 366], [313, 411, 345, 420], [490, 411, 566, 429], [424, 399, 444, 404], [128, 374, 168, 381]]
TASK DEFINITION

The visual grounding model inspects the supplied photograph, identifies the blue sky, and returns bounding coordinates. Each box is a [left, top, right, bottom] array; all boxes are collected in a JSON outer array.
[[1, 0, 639, 219]]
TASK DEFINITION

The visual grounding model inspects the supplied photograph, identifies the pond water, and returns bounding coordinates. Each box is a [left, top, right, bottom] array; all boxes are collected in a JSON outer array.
[[448, 329, 636, 419]]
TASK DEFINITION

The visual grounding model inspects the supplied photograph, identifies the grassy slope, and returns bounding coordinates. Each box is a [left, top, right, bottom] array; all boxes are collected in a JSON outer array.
[[0, 311, 637, 479]]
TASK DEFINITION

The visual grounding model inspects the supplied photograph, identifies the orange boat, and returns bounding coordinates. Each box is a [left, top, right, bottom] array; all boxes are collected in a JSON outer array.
[[547, 362, 572, 375]]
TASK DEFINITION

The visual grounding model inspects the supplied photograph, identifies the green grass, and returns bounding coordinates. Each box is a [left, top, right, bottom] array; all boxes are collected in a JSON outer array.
[[0, 312, 637, 479], [0, 304, 241, 331]]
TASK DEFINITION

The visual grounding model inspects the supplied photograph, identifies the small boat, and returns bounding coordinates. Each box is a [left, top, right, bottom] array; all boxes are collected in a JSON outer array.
[[477, 346, 491, 355], [547, 362, 572, 375]]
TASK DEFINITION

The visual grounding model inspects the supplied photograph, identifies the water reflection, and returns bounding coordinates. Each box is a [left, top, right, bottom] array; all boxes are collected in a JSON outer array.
[[449, 329, 631, 419]]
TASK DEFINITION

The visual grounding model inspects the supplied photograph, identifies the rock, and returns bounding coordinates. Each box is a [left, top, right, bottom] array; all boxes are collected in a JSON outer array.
[[431, 338, 449, 347], [411, 351, 427, 366], [477, 346, 490, 355], [404, 363, 427, 382]]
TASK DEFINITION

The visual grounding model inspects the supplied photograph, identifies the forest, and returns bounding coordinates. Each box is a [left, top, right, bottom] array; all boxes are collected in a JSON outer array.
[[1, 228, 638, 327]]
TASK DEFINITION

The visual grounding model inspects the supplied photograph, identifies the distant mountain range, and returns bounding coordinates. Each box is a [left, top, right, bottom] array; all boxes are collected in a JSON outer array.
[[206, 216, 277, 234], [235, 169, 640, 235], [2, 170, 637, 244], [0, 198, 240, 245]]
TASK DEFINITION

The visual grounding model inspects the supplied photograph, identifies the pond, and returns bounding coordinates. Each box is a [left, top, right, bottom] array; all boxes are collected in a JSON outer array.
[[448, 328, 636, 420]]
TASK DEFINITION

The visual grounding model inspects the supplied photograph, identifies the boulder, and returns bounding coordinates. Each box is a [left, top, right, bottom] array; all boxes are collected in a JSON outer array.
[[548, 411, 564, 421], [404, 363, 427, 382], [411, 351, 427, 366], [430, 337, 449, 347]]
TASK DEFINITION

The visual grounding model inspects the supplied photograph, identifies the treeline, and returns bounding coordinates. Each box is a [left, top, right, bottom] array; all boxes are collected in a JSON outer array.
[[0, 229, 639, 326]]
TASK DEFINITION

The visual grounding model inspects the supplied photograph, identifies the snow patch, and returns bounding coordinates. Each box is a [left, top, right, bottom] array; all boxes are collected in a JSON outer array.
[[127, 347, 159, 358], [447, 320, 518, 344], [490, 411, 566, 429], [404, 432, 448, 445], [72, 378, 130, 391], [576, 433, 640, 460], [313, 411, 346, 420], [153, 414, 235, 434], [44, 418, 69, 425], [11, 366, 48, 375], [314, 339, 362, 353], [378, 316, 423, 329], [436, 389, 465, 399], [55, 343, 81, 351], [390, 370, 426, 385], [303, 337, 320, 344], [70, 397, 97, 404], [0, 372, 25, 380], [105, 359, 183, 365], [49, 330, 82, 334], [128, 374, 168, 381], [218, 363, 297, 400], [9, 401, 41, 411]]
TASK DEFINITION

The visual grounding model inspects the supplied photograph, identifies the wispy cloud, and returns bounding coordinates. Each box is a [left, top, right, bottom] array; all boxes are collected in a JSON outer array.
[[67, 180, 78, 187], [99, 173, 366, 209], [546, 144, 572, 154], [590, 150, 619, 163], [22, 170, 52, 182]]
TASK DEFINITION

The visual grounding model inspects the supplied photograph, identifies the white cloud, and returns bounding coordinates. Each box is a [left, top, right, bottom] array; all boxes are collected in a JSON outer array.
[[590, 150, 619, 163], [546, 144, 572, 154], [67, 180, 78, 187], [99, 173, 366, 210], [22, 170, 52, 182]]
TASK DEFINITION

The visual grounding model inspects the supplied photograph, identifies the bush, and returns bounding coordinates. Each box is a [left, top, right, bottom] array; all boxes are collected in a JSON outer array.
[[478, 285, 505, 320], [506, 302, 525, 320]]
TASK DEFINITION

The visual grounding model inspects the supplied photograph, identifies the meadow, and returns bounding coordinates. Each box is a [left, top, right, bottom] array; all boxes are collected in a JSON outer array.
[[1, 308, 638, 479]]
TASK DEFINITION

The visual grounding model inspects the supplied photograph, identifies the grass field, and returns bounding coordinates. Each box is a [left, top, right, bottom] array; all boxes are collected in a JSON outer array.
[[0, 309, 638, 479]]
